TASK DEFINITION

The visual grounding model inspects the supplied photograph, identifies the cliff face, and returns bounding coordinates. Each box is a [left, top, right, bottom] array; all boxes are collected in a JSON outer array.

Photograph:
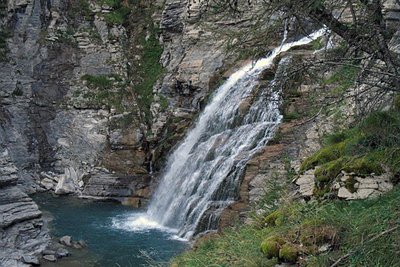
[[0, 0, 256, 262], [0, 0, 399, 264], [0, 0, 139, 264]]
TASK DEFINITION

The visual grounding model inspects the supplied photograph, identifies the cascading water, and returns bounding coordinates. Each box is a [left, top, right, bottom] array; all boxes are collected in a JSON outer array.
[[113, 29, 326, 240]]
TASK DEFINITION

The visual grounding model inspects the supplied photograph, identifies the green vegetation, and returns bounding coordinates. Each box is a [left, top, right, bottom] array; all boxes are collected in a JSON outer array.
[[323, 65, 359, 95], [104, 6, 131, 25], [134, 24, 164, 123], [300, 108, 400, 192], [173, 185, 400, 266], [79, 74, 125, 111], [68, 0, 92, 21], [81, 74, 121, 89], [159, 95, 169, 110], [282, 111, 301, 122], [311, 37, 324, 50], [97, 0, 132, 25]]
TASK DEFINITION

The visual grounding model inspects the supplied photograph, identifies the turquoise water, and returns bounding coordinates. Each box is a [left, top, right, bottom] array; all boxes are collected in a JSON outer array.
[[34, 194, 188, 267]]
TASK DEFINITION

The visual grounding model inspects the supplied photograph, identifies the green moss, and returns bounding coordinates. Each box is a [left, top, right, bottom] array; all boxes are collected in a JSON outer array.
[[344, 176, 357, 193], [311, 37, 324, 50], [159, 95, 169, 110], [314, 158, 346, 183], [260, 236, 284, 259], [264, 210, 284, 226], [278, 244, 299, 263], [343, 155, 384, 176], [302, 110, 400, 184], [300, 141, 346, 172]]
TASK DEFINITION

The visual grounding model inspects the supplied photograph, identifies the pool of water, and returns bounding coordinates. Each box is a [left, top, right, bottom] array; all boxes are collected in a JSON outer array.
[[33, 194, 188, 267]]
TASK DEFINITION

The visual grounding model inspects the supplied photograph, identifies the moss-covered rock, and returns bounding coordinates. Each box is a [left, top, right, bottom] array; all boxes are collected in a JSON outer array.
[[260, 236, 284, 258], [278, 243, 299, 263], [300, 141, 346, 173], [343, 155, 384, 176], [264, 210, 284, 226], [314, 158, 346, 183]]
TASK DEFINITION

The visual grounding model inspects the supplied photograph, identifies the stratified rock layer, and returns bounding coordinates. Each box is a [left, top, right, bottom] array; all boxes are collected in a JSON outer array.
[[0, 149, 49, 267]]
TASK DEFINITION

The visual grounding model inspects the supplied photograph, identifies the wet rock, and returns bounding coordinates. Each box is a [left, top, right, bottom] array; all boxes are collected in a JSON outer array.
[[59, 236, 72, 247], [55, 167, 80, 195], [22, 255, 39, 265], [40, 178, 55, 190], [43, 255, 57, 262], [42, 249, 56, 255], [56, 248, 70, 258], [77, 240, 87, 248]]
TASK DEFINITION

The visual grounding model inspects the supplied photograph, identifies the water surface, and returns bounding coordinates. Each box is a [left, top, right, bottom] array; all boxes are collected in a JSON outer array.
[[34, 194, 188, 267]]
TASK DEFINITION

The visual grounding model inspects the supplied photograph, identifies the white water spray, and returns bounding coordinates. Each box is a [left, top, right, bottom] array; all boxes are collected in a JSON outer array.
[[114, 29, 326, 240]]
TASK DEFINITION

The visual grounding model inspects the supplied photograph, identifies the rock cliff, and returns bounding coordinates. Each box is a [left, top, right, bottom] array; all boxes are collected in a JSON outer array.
[[1, 0, 399, 263]]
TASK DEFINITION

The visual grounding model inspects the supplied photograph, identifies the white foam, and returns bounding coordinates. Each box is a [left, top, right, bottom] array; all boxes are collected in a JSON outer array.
[[111, 213, 178, 233]]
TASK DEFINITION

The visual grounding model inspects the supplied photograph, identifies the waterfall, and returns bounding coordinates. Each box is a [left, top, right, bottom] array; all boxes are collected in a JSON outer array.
[[112, 29, 325, 240]]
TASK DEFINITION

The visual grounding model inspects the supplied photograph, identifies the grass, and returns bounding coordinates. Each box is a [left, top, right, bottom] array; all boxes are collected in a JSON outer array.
[[173, 186, 400, 267], [300, 108, 400, 191]]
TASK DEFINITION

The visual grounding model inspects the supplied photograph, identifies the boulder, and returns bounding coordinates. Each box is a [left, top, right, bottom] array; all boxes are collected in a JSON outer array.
[[43, 255, 57, 262], [42, 249, 56, 255], [55, 168, 80, 195], [22, 255, 39, 265], [59, 236, 72, 247], [56, 248, 70, 258]]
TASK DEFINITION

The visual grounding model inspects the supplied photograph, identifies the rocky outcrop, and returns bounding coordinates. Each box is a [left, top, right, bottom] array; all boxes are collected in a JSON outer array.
[[82, 172, 151, 207], [0, 0, 152, 260], [0, 149, 49, 267]]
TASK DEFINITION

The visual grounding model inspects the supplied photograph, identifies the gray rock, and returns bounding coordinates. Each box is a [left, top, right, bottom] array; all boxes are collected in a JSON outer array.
[[22, 255, 39, 265], [42, 249, 56, 255], [77, 240, 87, 247], [59, 236, 72, 247], [56, 248, 70, 258], [43, 255, 57, 262]]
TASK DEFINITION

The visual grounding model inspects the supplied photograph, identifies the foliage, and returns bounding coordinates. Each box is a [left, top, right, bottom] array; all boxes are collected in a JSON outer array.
[[301, 108, 400, 184], [104, 6, 131, 25], [173, 185, 400, 266]]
